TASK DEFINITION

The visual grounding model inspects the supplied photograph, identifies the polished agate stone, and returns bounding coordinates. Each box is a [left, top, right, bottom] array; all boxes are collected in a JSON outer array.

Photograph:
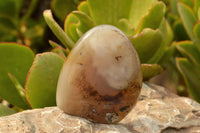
[[56, 25, 142, 123]]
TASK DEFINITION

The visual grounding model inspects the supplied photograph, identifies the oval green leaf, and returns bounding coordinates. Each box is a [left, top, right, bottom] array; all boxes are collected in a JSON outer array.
[[72, 11, 95, 34], [178, 2, 197, 41], [176, 41, 200, 67], [64, 13, 80, 42], [25, 52, 64, 108], [88, 0, 132, 26], [129, 0, 157, 29], [78, 1, 90, 16], [130, 28, 162, 63], [198, 8, 200, 20], [0, 43, 34, 109], [176, 58, 200, 102], [136, 2, 165, 33], [149, 19, 173, 63], [193, 21, 200, 42], [194, 0, 200, 16], [141, 64, 163, 81]]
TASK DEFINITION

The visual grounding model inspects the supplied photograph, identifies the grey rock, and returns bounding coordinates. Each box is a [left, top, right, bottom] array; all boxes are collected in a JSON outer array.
[[0, 83, 199, 133], [120, 83, 200, 133], [0, 107, 130, 133]]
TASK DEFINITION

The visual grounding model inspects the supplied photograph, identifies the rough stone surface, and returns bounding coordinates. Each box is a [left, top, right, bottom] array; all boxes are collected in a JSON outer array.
[[120, 83, 200, 133], [0, 83, 200, 133]]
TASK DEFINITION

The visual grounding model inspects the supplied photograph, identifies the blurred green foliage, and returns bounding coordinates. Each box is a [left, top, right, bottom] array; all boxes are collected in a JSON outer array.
[[160, 0, 200, 102], [0, 0, 82, 52], [0, 0, 45, 52]]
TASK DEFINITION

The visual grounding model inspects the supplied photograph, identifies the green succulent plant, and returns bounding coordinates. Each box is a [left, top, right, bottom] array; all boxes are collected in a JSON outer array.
[[41, 0, 172, 106], [59, 0, 173, 63], [0, 42, 64, 111], [0, 0, 175, 115], [175, 0, 200, 102], [161, 0, 200, 102], [45, 0, 174, 78]]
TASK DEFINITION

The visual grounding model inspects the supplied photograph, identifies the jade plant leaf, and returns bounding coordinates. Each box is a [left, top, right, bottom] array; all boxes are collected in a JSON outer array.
[[61, 0, 169, 65], [198, 8, 200, 20], [141, 64, 163, 81], [149, 18, 173, 63], [194, 0, 200, 16], [69, 23, 81, 42], [64, 0, 165, 37], [170, 0, 179, 15], [176, 41, 200, 67], [0, 43, 34, 109], [72, 11, 95, 36], [136, 2, 165, 33], [25, 52, 64, 108], [64, 11, 95, 42], [178, 2, 197, 41], [8, 73, 27, 105], [87, 0, 132, 26], [130, 28, 162, 63], [162, 19, 174, 47], [64, 13, 80, 42], [118, 18, 135, 36], [78, 1, 90, 16], [129, 0, 157, 29], [176, 58, 200, 102], [47, 0, 170, 84], [193, 21, 200, 41], [181, 0, 193, 8], [0, 103, 17, 117]]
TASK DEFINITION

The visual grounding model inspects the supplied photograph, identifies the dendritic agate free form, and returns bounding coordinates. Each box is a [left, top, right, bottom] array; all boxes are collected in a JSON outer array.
[[56, 25, 142, 124]]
